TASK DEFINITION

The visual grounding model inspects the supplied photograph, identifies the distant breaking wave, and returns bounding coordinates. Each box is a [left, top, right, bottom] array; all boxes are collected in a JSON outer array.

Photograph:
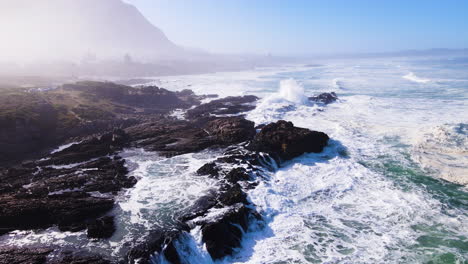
[[332, 78, 346, 90], [403, 72, 430, 83]]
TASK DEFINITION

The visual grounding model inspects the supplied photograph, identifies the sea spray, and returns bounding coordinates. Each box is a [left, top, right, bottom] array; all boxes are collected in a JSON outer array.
[[278, 79, 309, 104]]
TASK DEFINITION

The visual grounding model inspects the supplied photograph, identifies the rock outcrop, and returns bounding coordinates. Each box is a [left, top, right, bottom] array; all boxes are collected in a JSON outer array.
[[205, 117, 256, 144], [126, 116, 256, 157], [0, 130, 136, 235], [126, 228, 188, 264], [248, 120, 329, 160], [0, 247, 111, 264], [186, 95, 258, 119]]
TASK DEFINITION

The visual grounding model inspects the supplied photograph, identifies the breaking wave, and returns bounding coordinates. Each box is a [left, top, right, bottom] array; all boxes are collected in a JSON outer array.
[[403, 72, 431, 83], [412, 123, 468, 185]]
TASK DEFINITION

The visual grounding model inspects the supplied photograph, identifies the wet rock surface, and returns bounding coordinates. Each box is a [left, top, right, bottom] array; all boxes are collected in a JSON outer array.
[[196, 162, 220, 177], [0, 129, 137, 236], [0, 247, 53, 264], [248, 120, 329, 160], [0, 247, 111, 264], [186, 95, 258, 119], [308, 92, 338, 104], [201, 204, 250, 259], [126, 228, 188, 264], [87, 216, 115, 239], [125, 116, 256, 157], [205, 117, 256, 144]]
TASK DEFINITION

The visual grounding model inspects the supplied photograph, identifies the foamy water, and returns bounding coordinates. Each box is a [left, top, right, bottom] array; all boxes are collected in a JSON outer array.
[[1, 57, 467, 263], [162, 58, 468, 263]]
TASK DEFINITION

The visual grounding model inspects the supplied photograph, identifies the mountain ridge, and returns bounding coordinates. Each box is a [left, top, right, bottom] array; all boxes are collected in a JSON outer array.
[[0, 0, 186, 62]]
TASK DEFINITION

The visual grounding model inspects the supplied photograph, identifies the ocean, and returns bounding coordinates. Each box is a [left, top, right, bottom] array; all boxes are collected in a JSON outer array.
[[2, 57, 467, 263]]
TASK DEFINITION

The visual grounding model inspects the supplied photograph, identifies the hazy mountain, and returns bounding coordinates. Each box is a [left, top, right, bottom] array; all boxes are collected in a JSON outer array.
[[0, 0, 186, 62]]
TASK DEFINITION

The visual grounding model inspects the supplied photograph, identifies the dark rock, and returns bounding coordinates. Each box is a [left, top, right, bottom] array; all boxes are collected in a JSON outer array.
[[162, 242, 182, 264], [248, 120, 329, 160], [126, 116, 256, 157], [127, 229, 186, 264], [87, 216, 115, 239], [196, 162, 220, 177], [0, 247, 111, 264], [49, 251, 111, 264], [179, 190, 218, 222], [63, 82, 196, 111], [215, 152, 266, 167], [40, 130, 129, 166], [205, 117, 256, 144], [186, 95, 258, 119], [0, 80, 206, 166], [308, 92, 338, 104], [0, 156, 135, 233], [0, 192, 114, 232], [225, 167, 251, 183], [125, 120, 217, 157], [0, 91, 60, 166], [254, 124, 266, 130], [0, 247, 52, 264], [218, 184, 248, 206], [201, 204, 251, 260]]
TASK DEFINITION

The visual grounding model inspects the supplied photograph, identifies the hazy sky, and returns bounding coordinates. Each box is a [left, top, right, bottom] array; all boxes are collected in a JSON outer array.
[[124, 0, 468, 55]]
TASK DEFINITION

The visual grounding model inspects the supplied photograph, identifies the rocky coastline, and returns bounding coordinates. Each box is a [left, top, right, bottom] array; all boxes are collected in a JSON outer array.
[[0, 81, 336, 263]]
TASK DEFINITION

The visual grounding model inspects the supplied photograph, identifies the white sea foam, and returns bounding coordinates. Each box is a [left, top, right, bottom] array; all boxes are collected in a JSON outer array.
[[117, 149, 221, 229], [412, 123, 468, 185], [230, 147, 466, 263], [403, 72, 430, 83], [50, 140, 82, 154]]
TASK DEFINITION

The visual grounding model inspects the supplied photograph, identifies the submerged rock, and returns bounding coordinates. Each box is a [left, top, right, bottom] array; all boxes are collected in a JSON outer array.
[[87, 216, 115, 239], [308, 92, 338, 104], [248, 120, 329, 160]]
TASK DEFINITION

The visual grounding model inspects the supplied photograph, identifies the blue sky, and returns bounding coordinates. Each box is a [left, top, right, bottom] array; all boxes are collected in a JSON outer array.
[[124, 0, 468, 55]]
